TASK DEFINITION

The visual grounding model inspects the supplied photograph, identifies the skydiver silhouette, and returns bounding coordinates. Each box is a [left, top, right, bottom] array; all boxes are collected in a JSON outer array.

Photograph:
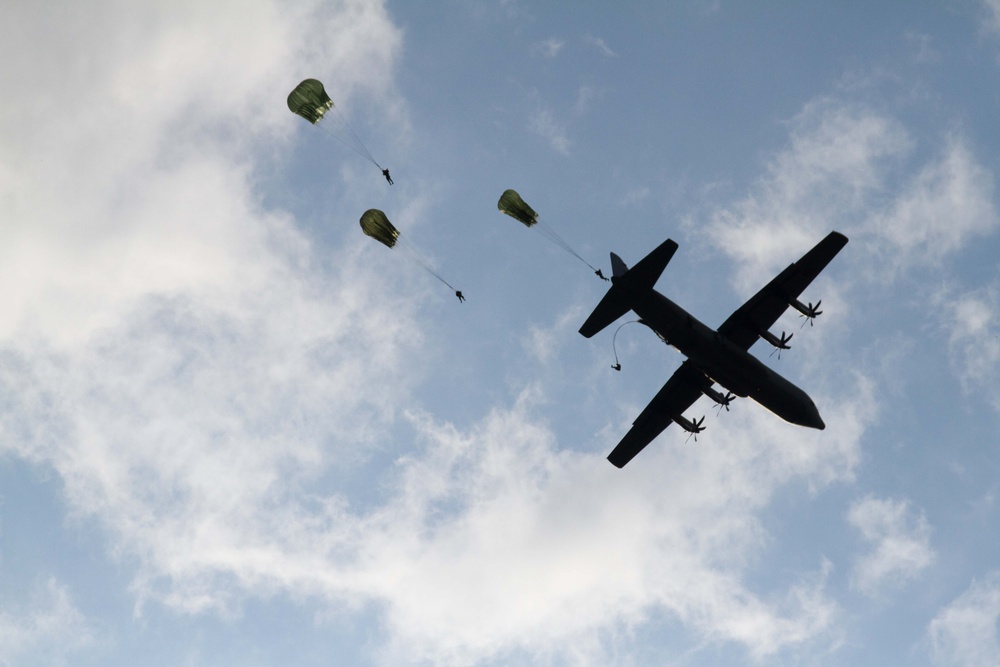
[[455, 290, 465, 303], [595, 269, 609, 281], [382, 168, 393, 185], [612, 363, 621, 371]]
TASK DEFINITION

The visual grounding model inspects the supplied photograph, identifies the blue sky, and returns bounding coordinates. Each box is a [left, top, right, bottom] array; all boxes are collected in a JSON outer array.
[[2, 1, 1000, 665]]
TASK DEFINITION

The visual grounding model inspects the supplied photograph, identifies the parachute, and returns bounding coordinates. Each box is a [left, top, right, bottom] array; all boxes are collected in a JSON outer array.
[[497, 189, 606, 279], [287, 78, 333, 124], [287, 79, 384, 173], [359, 209, 462, 298], [497, 189, 538, 227], [359, 209, 399, 248]]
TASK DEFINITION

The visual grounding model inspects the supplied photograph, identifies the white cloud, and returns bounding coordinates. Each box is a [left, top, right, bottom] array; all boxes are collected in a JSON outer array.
[[936, 283, 1000, 410], [360, 375, 873, 664], [533, 38, 564, 58], [529, 108, 572, 155], [847, 495, 934, 597], [703, 96, 998, 290], [928, 571, 1000, 667], [0, 3, 887, 664], [0, 0, 420, 615], [981, 0, 1000, 36], [0, 579, 95, 666], [870, 137, 998, 275], [583, 34, 618, 58], [704, 98, 911, 291], [0, 0, 403, 348]]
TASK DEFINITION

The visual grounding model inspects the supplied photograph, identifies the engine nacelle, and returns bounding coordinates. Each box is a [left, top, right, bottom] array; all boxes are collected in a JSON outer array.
[[791, 298, 822, 320], [672, 413, 706, 434], [760, 329, 793, 350]]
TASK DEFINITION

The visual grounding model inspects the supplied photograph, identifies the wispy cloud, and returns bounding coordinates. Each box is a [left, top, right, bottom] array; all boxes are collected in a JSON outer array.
[[702, 94, 998, 291], [584, 33, 618, 58], [703, 97, 911, 291], [870, 137, 998, 275], [928, 571, 1000, 666], [847, 495, 934, 597], [935, 283, 1000, 410], [0, 579, 95, 665], [529, 108, 572, 155], [533, 37, 564, 58], [981, 0, 1000, 35]]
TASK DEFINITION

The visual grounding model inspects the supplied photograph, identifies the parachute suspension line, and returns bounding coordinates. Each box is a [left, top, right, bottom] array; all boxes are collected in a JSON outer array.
[[334, 113, 382, 170], [534, 222, 601, 274], [397, 241, 456, 291], [315, 115, 381, 170], [611, 320, 643, 371]]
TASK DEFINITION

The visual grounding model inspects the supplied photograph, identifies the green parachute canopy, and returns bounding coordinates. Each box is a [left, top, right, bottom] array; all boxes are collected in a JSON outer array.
[[287, 79, 334, 125], [497, 189, 538, 227], [359, 209, 399, 249]]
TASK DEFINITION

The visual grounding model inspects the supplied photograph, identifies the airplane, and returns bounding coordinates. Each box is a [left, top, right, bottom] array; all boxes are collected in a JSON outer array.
[[580, 231, 848, 468]]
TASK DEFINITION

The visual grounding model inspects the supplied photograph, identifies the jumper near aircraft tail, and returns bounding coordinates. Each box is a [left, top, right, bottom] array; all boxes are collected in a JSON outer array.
[[579, 239, 679, 338]]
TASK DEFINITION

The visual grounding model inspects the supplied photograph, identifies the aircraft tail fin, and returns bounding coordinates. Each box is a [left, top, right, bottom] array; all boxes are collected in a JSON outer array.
[[579, 239, 678, 338], [610, 252, 629, 278]]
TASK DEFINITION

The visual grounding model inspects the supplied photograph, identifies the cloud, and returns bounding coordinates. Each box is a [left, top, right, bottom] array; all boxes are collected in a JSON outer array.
[[870, 137, 998, 275], [935, 283, 1000, 410], [529, 108, 572, 155], [0, 0, 420, 615], [364, 386, 857, 665], [702, 96, 998, 290], [533, 37, 564, 58], [0, 579, 95, 666], [583, 34, 618, 58], [0, 0, 404, 348], [928, 571, 1000, 667], [847, 495, 934, 597], [981, 0, 1000, 36], [0, 3, 885, 664], [703, 97, 911, 291]]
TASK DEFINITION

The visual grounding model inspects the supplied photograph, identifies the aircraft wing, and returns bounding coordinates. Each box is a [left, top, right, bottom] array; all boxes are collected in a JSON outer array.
[[607, 361, 712, 468], [717, 231, 848, 350]]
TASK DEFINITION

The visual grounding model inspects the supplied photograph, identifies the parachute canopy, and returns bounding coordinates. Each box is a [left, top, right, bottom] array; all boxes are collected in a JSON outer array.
[[498, 189, 538, 227], [360, 209, 399, 249], [287, 79, 334, 124]]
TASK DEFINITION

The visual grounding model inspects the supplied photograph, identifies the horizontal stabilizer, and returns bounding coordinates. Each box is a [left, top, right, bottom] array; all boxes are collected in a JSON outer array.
[[617, 238, 678, 291], [579, 283, 630, 338], [579, 239, 678, 338]]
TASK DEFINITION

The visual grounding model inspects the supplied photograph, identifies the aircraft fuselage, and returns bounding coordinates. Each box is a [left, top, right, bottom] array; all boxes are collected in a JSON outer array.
[[625, 285, 825, 429]]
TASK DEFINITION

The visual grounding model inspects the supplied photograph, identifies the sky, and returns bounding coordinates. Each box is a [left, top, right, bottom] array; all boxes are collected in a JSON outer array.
[[2, 1, 1000, 665]]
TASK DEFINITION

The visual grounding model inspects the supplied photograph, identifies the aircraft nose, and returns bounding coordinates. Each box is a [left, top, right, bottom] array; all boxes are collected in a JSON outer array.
[[806, 405, 825, 430]]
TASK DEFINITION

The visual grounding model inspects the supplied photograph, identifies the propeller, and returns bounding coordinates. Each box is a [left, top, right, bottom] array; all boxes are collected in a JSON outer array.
[[714, 391, 736, 415], [683, 415, 707, 443], [769, 331, 794, 359], [799, 300, 823, 327]]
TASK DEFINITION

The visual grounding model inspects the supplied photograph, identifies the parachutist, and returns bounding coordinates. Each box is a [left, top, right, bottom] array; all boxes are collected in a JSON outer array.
[[455, 290, 466, 303], [596, 268, 609, 281], [612, 363, 621, 371], [382, 168, 393, 185]]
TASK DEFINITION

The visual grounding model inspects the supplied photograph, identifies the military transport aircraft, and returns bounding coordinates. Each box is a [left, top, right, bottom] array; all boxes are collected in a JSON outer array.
[[580, 231, 848, 468]]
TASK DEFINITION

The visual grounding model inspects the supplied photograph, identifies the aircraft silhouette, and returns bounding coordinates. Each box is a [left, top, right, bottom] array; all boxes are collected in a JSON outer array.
[[580, 231, 848, 468]]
